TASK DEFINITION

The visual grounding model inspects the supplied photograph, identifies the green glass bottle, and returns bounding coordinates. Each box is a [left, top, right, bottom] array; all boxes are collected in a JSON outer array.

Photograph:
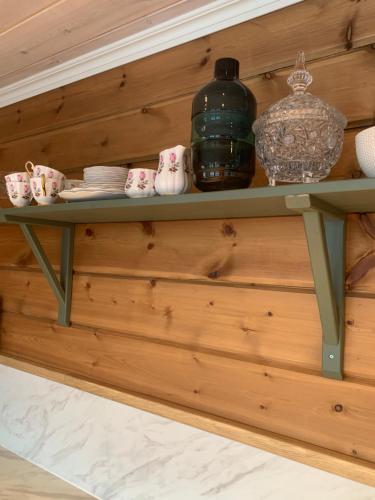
[[191, 58, 256, 191]]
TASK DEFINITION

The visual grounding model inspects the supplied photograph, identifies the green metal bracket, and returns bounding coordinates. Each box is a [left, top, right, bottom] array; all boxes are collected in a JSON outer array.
[[4, 215, 74, 326], [285, 194, 346, 380]]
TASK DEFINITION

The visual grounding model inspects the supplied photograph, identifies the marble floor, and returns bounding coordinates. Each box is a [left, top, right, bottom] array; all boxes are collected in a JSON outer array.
[[0, 445, 94, 499], [0, 364, 375, 500]]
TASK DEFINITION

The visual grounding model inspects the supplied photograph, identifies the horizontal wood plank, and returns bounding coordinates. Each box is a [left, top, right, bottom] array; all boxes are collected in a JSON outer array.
[[1, 270, 375, 381], [2, 312, 375, 463], [0, 213, 374, 292]]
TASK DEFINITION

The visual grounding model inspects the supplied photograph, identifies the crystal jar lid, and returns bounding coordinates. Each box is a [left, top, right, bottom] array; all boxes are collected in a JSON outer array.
[[253, 51, 347, 134]]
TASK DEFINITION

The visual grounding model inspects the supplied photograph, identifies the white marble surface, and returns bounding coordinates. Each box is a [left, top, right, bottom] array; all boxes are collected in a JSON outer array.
[[0, 365, 374, 500]]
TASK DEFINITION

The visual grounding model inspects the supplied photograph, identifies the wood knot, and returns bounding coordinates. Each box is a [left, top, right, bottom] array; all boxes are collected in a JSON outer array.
[[200, 56, 209, 67], [334, 404, 344, 413], [208, 270, 220, 279], [346, 319, 354, 326], [259, 404, 267, 410], [241, 326, 256, 334], [85, 227, 94, 237], [101, 137, 109, 147], [264, 72, 273, 80], [150, 279, 156, 288], [221, 222, 236, 237], [141, 221, 155, 236], [141, 107, 148, 114], [267, 311, 273, 317], [147, 242, 154, 250], [55, 102, 64, 114]]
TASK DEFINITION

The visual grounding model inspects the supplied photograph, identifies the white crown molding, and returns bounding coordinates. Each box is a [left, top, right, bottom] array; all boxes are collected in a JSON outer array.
[[0, 0, 301, 108]]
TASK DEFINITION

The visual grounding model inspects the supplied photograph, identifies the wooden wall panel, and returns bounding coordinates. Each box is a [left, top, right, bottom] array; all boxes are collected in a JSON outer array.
[[1, 268, 375, 381], [1, 0, 375, 482], [0, 50, 374, 172], [2, 312, 375, 464], [1, 213, 375, 293]]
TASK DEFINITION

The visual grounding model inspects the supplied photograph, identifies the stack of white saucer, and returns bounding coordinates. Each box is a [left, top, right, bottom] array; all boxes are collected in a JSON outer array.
[[82, 166, 129, 192], [59, 165, 129, 202]]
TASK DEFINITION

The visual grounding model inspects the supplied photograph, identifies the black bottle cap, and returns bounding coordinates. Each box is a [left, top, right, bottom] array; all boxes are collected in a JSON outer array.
[[214, 58, 239, 80]]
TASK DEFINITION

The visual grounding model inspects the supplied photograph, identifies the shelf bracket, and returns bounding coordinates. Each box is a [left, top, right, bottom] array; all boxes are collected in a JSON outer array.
[[4, 215, 74, 326], [285, 194, 346, 380]]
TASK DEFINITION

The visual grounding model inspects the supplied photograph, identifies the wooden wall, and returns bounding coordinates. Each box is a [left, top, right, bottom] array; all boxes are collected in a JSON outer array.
[[1, 0, 375, 484]]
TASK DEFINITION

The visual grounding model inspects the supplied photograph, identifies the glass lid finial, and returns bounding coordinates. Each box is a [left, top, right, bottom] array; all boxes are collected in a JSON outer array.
[[287, 51, 313, 94]]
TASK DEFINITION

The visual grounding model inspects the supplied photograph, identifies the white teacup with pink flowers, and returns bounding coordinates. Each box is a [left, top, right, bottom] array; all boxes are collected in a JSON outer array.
[[125, 168, 156, 198], [25, 161, 65, 181], [31, 176, 64, 205], [6, 181, 33, 207], [5, 171, 30, 183]]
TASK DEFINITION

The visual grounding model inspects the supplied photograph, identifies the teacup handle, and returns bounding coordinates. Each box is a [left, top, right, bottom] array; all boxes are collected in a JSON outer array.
[[25, 161, 34, 177]]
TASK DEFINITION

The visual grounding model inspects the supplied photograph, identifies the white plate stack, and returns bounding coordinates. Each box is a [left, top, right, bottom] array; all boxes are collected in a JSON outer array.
[[59, 166, 129, 202], [82, 166, 129, 191]]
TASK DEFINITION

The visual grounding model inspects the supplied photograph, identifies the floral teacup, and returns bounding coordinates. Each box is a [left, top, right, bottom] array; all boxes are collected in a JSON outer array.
[[125, 168, 156, 198], [31, 176, 64, 205], [5, 171, 30, 183], [25, 161, 65, 181], [6, 181, 33, 207]]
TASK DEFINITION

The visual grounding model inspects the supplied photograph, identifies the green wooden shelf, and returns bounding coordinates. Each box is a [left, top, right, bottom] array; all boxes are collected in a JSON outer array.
[[2, 178, 375, 381], [1, 178, 375, 224]]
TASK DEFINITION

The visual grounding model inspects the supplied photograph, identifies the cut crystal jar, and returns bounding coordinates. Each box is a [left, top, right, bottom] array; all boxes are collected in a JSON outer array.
[[252, 51, 347, 185]]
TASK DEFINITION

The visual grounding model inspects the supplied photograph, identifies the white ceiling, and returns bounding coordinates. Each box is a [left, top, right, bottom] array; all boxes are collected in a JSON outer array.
[[0, 0, 301, 107], [0, 0, 213, 87]]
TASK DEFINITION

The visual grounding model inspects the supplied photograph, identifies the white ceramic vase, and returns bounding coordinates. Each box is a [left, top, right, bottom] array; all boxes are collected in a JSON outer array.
[[355, 126, 375, 178], [155, 145, 192, 195]]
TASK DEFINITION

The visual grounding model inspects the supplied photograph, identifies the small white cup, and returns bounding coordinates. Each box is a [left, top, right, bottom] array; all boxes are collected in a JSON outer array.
[[6, 181, 33, 207], [5, 172, 30, 183], [31, 176, 64, 205], [25, 161, 65, 181], [125, 168, 156, 198], [355, 126, 375, 178]]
